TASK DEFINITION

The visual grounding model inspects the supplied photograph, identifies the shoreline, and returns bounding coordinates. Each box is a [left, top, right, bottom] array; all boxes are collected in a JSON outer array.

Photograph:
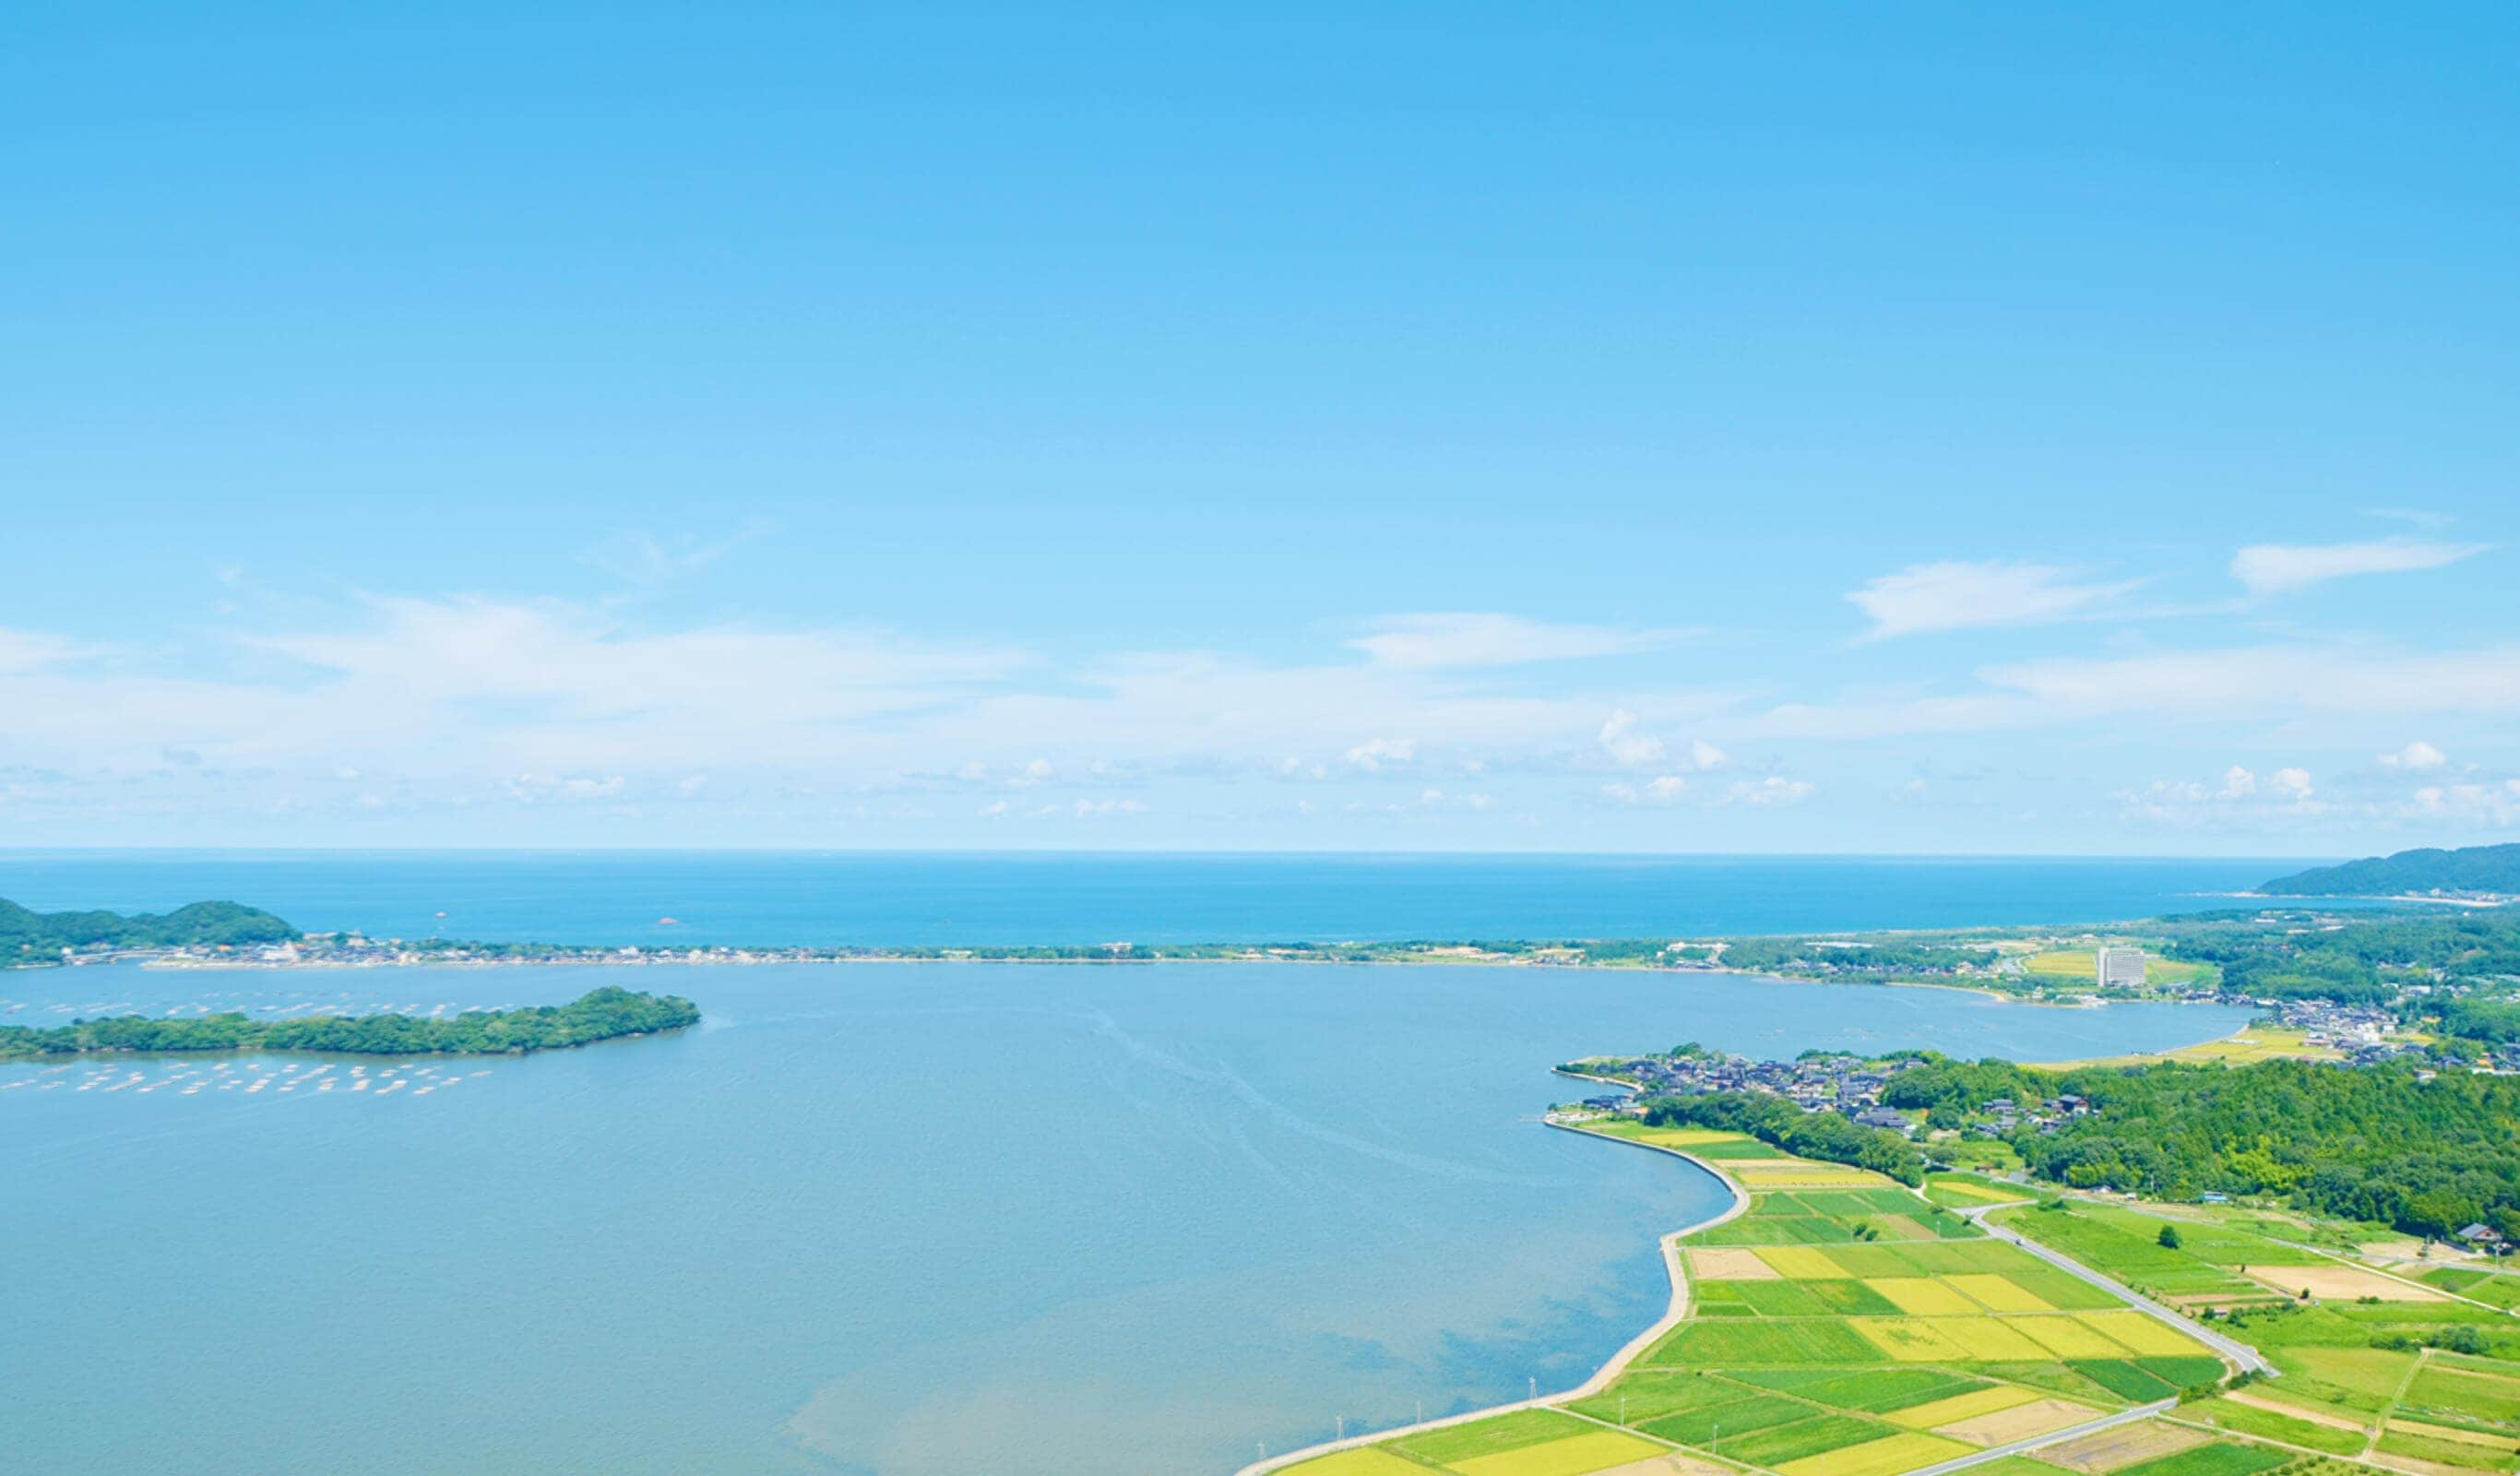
[[17, 952, 2213, 1015], [1232, 1114, 1753, 1476]]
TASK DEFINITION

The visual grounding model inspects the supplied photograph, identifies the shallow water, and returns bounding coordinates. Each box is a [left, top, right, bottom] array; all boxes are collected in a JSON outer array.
[[1, 959, 2250, 1474]]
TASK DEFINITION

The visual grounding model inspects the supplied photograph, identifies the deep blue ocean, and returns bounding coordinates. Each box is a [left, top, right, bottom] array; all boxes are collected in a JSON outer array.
[[0, 851, 2308, 947], [0, 854, 2285, 1474]]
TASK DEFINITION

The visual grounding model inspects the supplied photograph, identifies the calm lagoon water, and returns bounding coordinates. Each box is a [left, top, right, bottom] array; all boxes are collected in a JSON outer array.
[[3, 957, 2253, 1475]]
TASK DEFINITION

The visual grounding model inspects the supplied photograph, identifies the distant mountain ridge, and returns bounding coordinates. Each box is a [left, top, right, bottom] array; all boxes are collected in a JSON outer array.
[[1, 898, 298, 966], [2261, 843, 2520, 898]]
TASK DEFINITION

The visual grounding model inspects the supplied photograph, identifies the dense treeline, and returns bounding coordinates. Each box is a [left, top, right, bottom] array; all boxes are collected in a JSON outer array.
[[2, 898, 297, 967], [2018, 1059, 2520, 1240], [1882, 1052, 2520, 1241], [2156, 908, 2520, 1006], [1716, 938, 1980, 977], [0, 987, 698, 1059], [1639, 1091, 1925, 1184], [2440, 996, 2520, 1045]]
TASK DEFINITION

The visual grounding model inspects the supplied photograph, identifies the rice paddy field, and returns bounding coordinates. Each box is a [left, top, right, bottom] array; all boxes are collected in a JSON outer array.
[[1998, 1200, 2520, 1476], [1269, 1129, 2520, 1476], [1270, 1133, 2269, 1476]]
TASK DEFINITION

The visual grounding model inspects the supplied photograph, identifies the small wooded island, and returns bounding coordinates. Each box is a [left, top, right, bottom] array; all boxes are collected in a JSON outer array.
[[0, 986, 699, 1061]]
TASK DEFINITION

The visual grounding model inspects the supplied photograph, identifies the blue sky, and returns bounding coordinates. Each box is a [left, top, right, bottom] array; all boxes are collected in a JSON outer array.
[[3, 3, 2516, 852]]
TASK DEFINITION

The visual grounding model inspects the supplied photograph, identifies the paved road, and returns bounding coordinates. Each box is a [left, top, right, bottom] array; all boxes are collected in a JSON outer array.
[[1960, 1205, 2276, 1375], [1900, 1399, 2177, 1476]]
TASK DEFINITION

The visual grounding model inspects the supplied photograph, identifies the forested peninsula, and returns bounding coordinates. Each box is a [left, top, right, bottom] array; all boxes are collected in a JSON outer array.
[[3, 897, 294, 966], [2261, 840, 2520, 898], [0, 986, 699, 1061]]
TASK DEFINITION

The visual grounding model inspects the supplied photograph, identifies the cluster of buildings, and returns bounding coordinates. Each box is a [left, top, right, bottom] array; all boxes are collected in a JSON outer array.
[[1585, 1048, 1908, 1113], [1571, 1048, 2109, 1140]]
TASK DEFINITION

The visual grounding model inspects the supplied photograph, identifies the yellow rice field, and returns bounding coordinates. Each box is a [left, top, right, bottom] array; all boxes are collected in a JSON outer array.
[[2077, 1310, 2209, 1355], [1867, 1277, 1982, 1315], [1948, 1273, 2053, 1312], [1451, 1430, 1670, 1476], [1777, 1432, 1971, 1476], [2012, 1315, 2133, 1358], [1887, 1385, 2041, 1429], [1755, 1246, 1855, 1280]]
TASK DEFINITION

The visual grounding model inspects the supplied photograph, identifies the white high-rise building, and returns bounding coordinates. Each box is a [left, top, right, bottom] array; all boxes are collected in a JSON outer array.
[[2096, 946, 2146, 988]]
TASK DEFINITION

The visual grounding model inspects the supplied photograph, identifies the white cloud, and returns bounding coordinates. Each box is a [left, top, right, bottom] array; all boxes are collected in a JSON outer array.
[[1845, 561, 2138, 641], [1722, 777, 1815, 807], [2118, 764, 2325, 827], [1758, 645, 2520, 740], [1598, 709, 1665, 767], [1646, 775, 1689, 799], [0, 628, 101, 673], [1343, 737, 1417, 771], [2378, 741, 2448, 771], [1689, 739, 1728, 771], [1349, 613, 1689, 670], [2229, 538, 2488, 596], [506, 773, 626, 803]]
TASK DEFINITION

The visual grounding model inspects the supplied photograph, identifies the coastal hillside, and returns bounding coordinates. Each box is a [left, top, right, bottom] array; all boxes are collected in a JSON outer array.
[[0, 897, 298, 966], [2261, 842, 2520, 898]]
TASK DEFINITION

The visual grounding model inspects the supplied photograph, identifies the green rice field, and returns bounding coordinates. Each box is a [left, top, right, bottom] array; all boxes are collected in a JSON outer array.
[[1268, 1126, 2513, 1476]]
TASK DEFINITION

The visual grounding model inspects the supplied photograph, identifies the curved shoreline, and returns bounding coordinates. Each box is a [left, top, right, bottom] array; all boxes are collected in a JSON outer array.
[[1232, 1121, 1752, 1476]]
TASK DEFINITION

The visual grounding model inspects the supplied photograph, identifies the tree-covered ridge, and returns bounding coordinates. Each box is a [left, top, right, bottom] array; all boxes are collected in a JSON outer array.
[[1, 897, 297, 966], [0, 987, 698, 1060], [2261, 841, 2520, 897]]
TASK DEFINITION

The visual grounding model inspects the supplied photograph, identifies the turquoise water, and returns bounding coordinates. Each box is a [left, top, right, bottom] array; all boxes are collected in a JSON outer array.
[[0, 851, 2305, 946], [3, 956, 2252, 1475]]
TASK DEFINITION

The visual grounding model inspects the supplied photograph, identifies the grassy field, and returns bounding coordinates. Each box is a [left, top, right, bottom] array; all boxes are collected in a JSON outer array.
[[2037, 1027, 2345, 1069], [1266, 1126, 2514, 1476]]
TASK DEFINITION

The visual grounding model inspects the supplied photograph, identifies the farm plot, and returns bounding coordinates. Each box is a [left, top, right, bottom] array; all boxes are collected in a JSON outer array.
[[1777, 1432, 1972, 1476], [1448, 1430, 1675, 1476], [1884, 1386, 2039, 1428], [1935, 1398, 2105, 1446], [1727, 1161, 1897, 1190], [2039, 1421, 2214, 1473], [2403, 1361, 2520, 1429], [1394, 1411, 1602, 1466], [2110, 1444, 2291, 1476], [2242, 1264, 2445, 1303]]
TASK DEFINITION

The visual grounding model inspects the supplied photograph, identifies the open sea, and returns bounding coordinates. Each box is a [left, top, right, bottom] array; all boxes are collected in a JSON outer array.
[[0, 854, 2281, 1474]]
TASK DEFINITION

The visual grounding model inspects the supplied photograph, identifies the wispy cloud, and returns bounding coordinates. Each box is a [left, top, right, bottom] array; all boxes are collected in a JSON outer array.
[[1348, 612, 1691, 669], [2229, 537, 2488, 596], [577, 521, 777, 586], [1845, 561, 2140, 641], [0, 628, 104, 673], [1757, 644, 2520, 739]]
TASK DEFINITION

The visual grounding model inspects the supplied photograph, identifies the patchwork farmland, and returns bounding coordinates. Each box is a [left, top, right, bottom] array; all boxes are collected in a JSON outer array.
[[1258, 1125, 2518, 1476]]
